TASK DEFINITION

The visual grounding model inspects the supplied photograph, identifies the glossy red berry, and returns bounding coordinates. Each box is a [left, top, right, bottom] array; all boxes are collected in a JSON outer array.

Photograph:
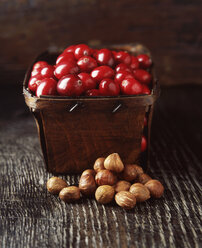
[[142, 85, 151, 95], [85, 89, 100, 96], [91, 66, 115, 82], [57, 74, 84, 96], [36, 78, 57, 97], [54, 62, 79, 79], [114, 71, 134, 84], [137, 54, 152, 69], [33, 61, 48, 70], [99, 78, 120, 96], [28, 76, 41, 92], [63, 45, 75, 54], [31, 68, 43, 78], [141, 136, 147, 152], [56, 53, 76, 65], [78, 73, 96, 90], [133, 69, 152, 84], [114, 51, 131, 65], [74, 44, 92, 59], [120, 78, 143, 95], [115, 63, 131, 73], [130, 56, 139, 70], [96, 48, 114, 67], [41, 65, 54, 79], [77, 56, 97, 72]]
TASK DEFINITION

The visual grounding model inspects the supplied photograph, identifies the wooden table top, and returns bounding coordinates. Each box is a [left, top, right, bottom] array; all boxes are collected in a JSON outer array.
[[0, 85, 201, 248]]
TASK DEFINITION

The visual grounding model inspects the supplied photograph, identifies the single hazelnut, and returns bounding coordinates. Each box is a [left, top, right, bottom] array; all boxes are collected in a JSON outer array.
[[93, 157, 105, 173], [95, 185, 115, 204], [114, 180, 131, 193], [47, 177, 68, 194], [104, 153, 124, 173], [145, 180, 164, 198], [129, 183, 150, 202], [115, 191, 136, 209], [81, 169, 96, 177], [120, 164, 138, 182], [137, 173, 152, 184], [133, 164, 144, 175], [79, 174, 97, 196], [95, 169, 117, 186], [59, 186, 80, 202]]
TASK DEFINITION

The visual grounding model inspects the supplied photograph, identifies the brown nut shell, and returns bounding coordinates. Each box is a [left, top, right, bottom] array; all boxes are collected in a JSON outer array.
[[121, 164, 138, 182], [93, 157, 105, 173], [133, 165, 144, 175], [137, 173, 152, 184], [79, 174, 97, 196], [59, 186, 80, 202], [104, 153, 124, 173], [95, 169, 117, 186], [81, 169, 96, 177], [129, 183, 150, 202], [115, 180, 131, 193], [47, 177, 68, 194], [115, 191, 136, 209], [145, 180, 164, 198], [95, 185, 115, 204]]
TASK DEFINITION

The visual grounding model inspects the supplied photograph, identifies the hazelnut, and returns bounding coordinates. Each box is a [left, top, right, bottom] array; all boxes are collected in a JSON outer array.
[[104, 153, 124, 173], [145, 180, 164, 198], [59, 186, 80, 202], [95, 185, 115, 204], [133, 164, 144, 175], [129, 183, 150, 202], [115, 191, 136, 209], [95, 169, 117, 186], [93, 157, 105, 173], [121, 164, 138, 182], [47, 177, 68, 194], [81, 169, 96, 177], [79, 174, 97, 196], [137, 173, 152, 184], [114, 180, 131, 193]]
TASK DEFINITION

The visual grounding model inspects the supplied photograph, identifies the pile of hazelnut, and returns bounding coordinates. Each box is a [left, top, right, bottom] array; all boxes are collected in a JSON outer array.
[[47, 153, 164, 210]]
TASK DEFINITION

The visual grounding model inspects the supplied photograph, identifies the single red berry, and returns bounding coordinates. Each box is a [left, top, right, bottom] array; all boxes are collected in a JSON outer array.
[[137, 54, 152, 69], [28, 76, 42, 92], [77, 56, 97, 72], [57, 74, 84, 96], [133, 69, 152, 84], [91, 66, 115, 82], [56, 52, 76, 65], [31, 68, 43, 78], [120, 78, 143, 95], [144, 116, 147, 126], [36, 78, 57, 97], [74, 44, 92, 59], [141, 135, 147, 152], [114, 51, 131, 65], [142, 85, 151, 95], [96, 48, 114, 67], [63, 45, 75, 54], [114, 71, 134, 84], [115, 63, 131, 73], [99, 78, 120, 96], [85, 89, 100, 96], [41, 65, 54, 79], [78, 73, 96, 90], [33, 61, 48, 70], [130, 56, 139, 70], [54, 62, 79, 79]]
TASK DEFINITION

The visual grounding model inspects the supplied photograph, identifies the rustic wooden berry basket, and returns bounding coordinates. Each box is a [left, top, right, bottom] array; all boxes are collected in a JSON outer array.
[[23, 43, 159, 174]]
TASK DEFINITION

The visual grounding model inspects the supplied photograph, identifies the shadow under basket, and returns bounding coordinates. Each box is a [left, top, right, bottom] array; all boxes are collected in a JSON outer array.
[[23, 43, 160, 174]]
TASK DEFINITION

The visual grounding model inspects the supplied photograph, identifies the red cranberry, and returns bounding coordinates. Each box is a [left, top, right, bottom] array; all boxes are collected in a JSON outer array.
[[142, 85, 151, 95], [130, 56, 139, 70], [57, 74, 84, 96], [114, 71, 134, 84], [141, 135, 147, 152], [137, 54, 152, 69], [77, 56, 97, 72], [115, 63, 131, 73], [78, 73, 96, 90], [31, 68, 42, 78], [54, 62, 79, 79], [56, 53, 76, 64], [99, 78, 120, 96], [85, 89, 100, 96], [114, 51, 131, 65], [96, 48, 114, 67], [63, 45, 75, 54], [133, 69, 152, 84], [91, 66, 115, 82], [144, 117, 147, 126], [74, 44, 92, 59], [41, 65, 54, 79], [120, 78, 143, 95], [36, 78, 57, 97], [33, 61, 48, 70], [28, 76, 41, 92]]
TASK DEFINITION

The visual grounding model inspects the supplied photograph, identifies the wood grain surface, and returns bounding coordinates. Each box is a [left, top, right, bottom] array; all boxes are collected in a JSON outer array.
[[0, 86, 202, 247]]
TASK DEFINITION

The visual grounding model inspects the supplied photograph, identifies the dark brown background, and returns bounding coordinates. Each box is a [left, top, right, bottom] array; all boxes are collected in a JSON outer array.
[[0, 0, 202, 86]]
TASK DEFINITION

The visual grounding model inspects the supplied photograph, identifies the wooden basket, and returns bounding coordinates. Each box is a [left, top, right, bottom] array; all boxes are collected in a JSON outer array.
[[23, 43, 159, 174]]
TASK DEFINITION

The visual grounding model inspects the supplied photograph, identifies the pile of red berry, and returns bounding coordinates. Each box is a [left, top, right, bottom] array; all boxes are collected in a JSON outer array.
[[28, 44, 153, 97]]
